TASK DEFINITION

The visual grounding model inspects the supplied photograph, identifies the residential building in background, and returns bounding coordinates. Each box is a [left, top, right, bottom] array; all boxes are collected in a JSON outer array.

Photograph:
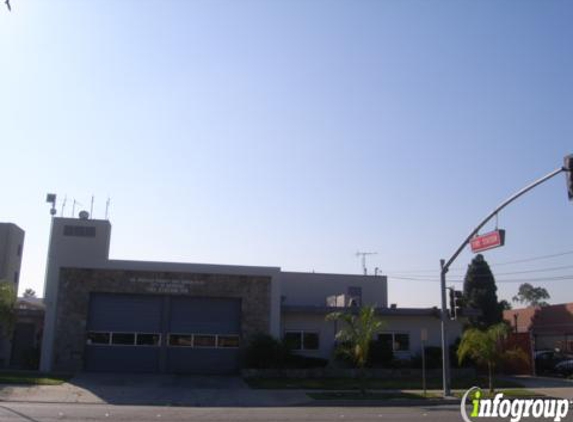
[[0, 223, 25, 288], [504, 303, 573, 353], [0, 222, 25, 367]]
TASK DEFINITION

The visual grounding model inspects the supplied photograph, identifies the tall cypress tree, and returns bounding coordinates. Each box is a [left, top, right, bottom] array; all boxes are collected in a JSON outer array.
[[462, 254, 503, 329]]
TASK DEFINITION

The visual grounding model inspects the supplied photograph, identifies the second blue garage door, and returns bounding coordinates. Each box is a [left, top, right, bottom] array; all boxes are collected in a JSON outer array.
[[167, 296, 241, 374]]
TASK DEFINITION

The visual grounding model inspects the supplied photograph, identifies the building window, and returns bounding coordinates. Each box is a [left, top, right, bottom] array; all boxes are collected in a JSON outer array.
[[136, 333, 161, 346], [169, 334, 193, 347], [87, 332, 111, 345], [347, 286, 362, 307], [378, 332, 410, 352], [111, 333, 136, 345], [14, 271, 19, 284], [63, 225, 96, 237], [194, 335, 216, 348], [284, 331, 320, 351], [17, 244, 22, 257], [217, 335, 240, 348]]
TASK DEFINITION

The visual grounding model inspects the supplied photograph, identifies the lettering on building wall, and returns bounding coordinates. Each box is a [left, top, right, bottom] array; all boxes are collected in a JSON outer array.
[[128, 277, 206, 294]]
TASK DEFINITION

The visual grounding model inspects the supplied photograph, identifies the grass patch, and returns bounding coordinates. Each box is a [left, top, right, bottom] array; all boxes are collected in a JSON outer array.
[[308, 391, 440, 401], [246, 376, 521, 390], [0, 372, 71, 385]]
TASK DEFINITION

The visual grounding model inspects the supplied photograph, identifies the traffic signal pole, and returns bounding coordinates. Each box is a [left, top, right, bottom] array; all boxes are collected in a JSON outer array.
[[439, 162, 570, 397]]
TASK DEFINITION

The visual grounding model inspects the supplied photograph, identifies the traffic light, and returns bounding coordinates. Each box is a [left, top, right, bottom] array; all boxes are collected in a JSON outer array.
[[565, 154, 573, 201], [448, 288, 464, 320]]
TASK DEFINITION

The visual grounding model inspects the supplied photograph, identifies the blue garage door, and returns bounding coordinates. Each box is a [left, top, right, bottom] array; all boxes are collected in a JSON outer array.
[[85, 293, 163, 373], [167, 297, 241, 374]]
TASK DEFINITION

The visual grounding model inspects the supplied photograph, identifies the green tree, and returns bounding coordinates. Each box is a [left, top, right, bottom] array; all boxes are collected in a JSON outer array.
[[0, 281, 16, 337], [457, 323, 525, 393], [326, 305, 385, 394], [512, 283, 550, 307], [498, 300, 512, 311], [463, 254, 503, 329]]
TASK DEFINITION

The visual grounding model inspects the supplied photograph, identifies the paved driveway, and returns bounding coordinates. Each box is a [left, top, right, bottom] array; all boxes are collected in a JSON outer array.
[[0, 372, 310, 407]]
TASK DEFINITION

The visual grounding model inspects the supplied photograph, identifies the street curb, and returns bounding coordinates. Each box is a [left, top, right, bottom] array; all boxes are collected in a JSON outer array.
[[303, 399, 460, 407]]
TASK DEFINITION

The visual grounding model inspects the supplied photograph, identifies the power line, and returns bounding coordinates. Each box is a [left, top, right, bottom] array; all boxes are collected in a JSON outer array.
[[387, 274, 573, 284], [382, 249, 573, 275]]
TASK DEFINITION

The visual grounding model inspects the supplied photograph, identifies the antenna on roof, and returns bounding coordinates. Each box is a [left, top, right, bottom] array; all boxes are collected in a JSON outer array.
[[105, 197, 111, 220], [90, 195, 94, 219], [71, 199, 82, 218], [356, 251, 377, 275], [60, 195, 67, 217]]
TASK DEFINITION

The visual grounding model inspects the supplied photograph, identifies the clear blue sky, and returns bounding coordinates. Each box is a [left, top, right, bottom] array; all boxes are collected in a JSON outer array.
[[1, 0, 572, 308]]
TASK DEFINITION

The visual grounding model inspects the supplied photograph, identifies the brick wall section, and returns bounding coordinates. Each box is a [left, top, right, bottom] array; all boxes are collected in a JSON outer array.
[[53, 267, 271, 372]]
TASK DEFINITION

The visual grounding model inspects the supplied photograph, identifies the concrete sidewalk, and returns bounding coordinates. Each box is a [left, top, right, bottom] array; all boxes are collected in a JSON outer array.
[[0, 373, 571, 407]]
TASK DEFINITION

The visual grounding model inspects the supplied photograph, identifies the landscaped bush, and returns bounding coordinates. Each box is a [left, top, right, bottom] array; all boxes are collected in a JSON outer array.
[[411, 346, 442, 369], [245, 333, 290, 369], [245, 334, 330, 369], [285, 354, 329, 368], [367, 339, 394, 367]]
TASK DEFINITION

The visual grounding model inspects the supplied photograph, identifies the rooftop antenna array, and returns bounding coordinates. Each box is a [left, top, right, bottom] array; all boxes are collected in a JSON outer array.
[[355, 251, 377, 275], [60, 196, 67, 217], [71, 199, 82, 218], [105, 197, 111, 220]]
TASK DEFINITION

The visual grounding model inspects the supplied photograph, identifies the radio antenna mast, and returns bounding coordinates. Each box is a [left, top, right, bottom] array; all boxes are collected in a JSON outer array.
[[356, 251, 377, 275], [60, 196, 67, 217], [90, 195, 94, 219], [71, 199, 82, 218], [105, 197, 111, 220]]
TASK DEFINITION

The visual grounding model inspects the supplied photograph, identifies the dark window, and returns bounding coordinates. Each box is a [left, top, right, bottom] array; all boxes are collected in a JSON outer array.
[[285, 331, 319, 351], [347, 286, 362, 306], [136, 334, 160, 346], [303, 332, 319, 350], [87, 332, 110, 345], [169, 334, 192, 347], [63, 225, 96, 237], [217, 335, 240, 348], [394, 333, 410, 351], [17, 244, 22, 257], [378, 333, 393, 349], [194, 335, 216, 348], [14, 271, 19, 284], [378, 333, 409, 352], [111, 333, 135, 345], [284, 332, 302, 350]]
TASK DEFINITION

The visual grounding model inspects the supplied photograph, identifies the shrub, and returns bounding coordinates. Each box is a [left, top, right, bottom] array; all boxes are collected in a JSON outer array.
[[245, 333, 290, 369], [367, 339, 394, 367]]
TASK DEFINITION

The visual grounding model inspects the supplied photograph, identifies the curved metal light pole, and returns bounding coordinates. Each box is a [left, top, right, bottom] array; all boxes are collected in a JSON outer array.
[[440, 161, 570, 397]]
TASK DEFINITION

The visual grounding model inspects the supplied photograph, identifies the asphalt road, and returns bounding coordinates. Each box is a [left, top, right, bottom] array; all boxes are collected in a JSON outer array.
[[0, 403, 552, 422]]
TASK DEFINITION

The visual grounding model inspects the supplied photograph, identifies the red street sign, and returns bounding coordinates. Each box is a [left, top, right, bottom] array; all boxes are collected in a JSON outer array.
[[470, 229, 506, 253]]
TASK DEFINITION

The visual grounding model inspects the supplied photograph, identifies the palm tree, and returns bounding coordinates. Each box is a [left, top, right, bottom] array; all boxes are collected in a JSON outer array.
[[326, 305, 385, 394], [457, 323, 526, 393]]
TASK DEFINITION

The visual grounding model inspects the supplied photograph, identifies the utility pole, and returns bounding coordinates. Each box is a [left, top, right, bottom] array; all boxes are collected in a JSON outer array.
[[439, 157, 571, 397], [356, 251, 377, 275]]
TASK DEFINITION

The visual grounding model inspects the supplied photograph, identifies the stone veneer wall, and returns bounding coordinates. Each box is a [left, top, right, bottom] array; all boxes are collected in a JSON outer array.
[[53, 267, 272, 372]]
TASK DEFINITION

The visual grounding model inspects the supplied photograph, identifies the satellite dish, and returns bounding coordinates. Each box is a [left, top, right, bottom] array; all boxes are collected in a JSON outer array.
[[79, 210, 89, 220]]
